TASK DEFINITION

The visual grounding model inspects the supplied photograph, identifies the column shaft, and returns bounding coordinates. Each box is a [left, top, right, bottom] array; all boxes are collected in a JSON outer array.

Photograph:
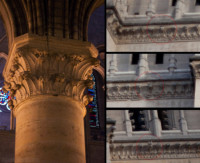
[[194, 79, 200, 107], [109, 54, 118, 74], [146, 0, 155, 16], [190, 55, 200, 107], [138, 54, 148, 76], [151, 110, 162, 137], [124, 110, 132, 137], [15, 96, 86, 163], [179, 110, 188, 135], [175, 0, 185, 19]]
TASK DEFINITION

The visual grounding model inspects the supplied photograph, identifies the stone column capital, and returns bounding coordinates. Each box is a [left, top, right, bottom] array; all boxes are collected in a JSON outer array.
[[190, 60, 200, 79], [3, 34, 100, 111]]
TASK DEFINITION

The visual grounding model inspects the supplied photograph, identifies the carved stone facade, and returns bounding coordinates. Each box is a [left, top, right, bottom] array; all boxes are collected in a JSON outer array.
[[107, 110, 200, 163], [107, 53, 197, 108], [107, 81, 193, 101], [107, 0, 200, 51]]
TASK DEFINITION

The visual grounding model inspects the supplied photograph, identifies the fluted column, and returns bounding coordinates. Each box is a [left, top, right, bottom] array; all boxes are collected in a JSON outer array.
[[115, 0, 128, 17], [151, 110, 162, 137], [3, 34, 99, 163], [175, 0, 185, 19], [190, 54, 200, 107], [138, 54, 148, 76], [179, 110, 188, 135], [106, 118, 116, 163], [168, 54, 177, 74], [108, 54, 118, 75], [124, 110, 132, 137], [146, 0, 155, 16]]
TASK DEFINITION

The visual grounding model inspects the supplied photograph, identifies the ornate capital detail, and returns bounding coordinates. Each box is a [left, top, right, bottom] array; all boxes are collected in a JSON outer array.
[[110, 142, 200, 160], [3, 41, 100, 109], [107, 9, 200, 44], [107, 81, 194, 101]]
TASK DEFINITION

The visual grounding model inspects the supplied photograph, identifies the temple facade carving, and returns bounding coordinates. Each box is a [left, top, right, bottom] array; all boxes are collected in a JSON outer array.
[[107, 110, 200, 163]]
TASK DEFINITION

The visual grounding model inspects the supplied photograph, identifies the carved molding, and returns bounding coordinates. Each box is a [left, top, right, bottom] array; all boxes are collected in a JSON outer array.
[[3, 45, 99, 110], [110, 142, 200, 160], [107, 81, 194, 101], [107, 10, 200, 44]]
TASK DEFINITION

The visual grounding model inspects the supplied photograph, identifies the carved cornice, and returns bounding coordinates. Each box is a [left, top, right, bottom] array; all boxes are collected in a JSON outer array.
[[110, 142, 200, 160], [107, 81, 194, 101], [107, 10, 200, 44], [3, 42, 99, 110]]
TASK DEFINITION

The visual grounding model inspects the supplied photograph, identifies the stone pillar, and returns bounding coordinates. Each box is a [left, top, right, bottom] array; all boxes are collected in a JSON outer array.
[[115, 0, 128, 17], [124, 110, 132, 137], [168, 54, 177, 74], [175, 0, 185, 19], [146, 0, 156, 17], [138, 54, 148, 76], [106, 118, 116, 163], [3, 34, 99, 163], [108, 54, 118, 75], [151, 110, 162, 137], [190, 54, 200, 107], [179, 110, 188, 135]]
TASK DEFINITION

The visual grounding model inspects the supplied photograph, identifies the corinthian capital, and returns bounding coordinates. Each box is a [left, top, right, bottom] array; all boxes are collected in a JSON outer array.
[[3, 34, 100, 109]]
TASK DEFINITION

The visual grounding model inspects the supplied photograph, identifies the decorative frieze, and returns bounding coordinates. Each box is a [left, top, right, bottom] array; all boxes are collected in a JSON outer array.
[[107, 10, 200, 44], [107, 81, 194, 101], [110, 142, 200, 160]]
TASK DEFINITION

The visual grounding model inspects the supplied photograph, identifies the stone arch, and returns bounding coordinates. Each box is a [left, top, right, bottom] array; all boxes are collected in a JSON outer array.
[[87, 4, 105, 46], [84, 1, 104, 41], [0, 0, 28, 47], [0, 0, 104, 46], [0, 1, 14, 48], [0, 52, 7, 74], [94, 66, 105, 80], [0, 53, 7, 86], [0, 52, 8, 60]]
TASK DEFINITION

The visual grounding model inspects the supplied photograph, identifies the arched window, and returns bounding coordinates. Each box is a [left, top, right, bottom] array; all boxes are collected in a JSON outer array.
[[196, 0, 200, 5], [156, 53, 164, 64], [87, 74, 99, 128], [129, 110, 147, 131], [172, 0, 177, 6], [0, 87, 11, 112], [158, 110, 169, 130], [132, 53, 140, 65]]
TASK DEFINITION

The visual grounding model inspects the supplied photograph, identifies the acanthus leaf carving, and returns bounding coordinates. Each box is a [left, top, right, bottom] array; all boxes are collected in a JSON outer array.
[[3, 45, 99, 109], [107, 10, 200, 44]]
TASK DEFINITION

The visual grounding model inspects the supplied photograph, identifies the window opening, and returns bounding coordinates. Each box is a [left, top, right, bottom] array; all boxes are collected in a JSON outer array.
[[196, 0, 200, 5], [172, 0, 177, 6], [87, 74, 99, 128], [0, 87, 11, 112], [132, 53, 140, 64], [158, 110, 169, 130], [129, 110, 147, 131], [156, 54, 164, 64]]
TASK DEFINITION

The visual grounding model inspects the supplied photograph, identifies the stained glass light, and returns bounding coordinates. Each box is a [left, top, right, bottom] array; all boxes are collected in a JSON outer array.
[[88, 74, 99, 128], [0, 87, 11, 112]]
